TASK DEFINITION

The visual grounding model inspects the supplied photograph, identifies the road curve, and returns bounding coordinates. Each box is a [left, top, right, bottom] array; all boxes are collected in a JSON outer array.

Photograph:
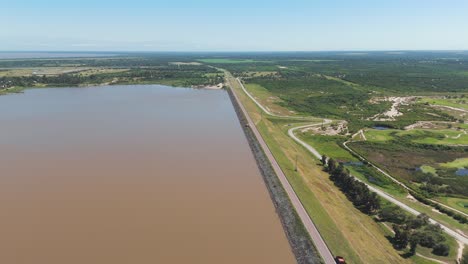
[[288, 123, 332, 160], [235, 77, 468, 245], [229, 78, 336, 264]]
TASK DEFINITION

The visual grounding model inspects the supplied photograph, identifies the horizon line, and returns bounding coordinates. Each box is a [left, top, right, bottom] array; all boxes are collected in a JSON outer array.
[[1, 49, 468, 53]]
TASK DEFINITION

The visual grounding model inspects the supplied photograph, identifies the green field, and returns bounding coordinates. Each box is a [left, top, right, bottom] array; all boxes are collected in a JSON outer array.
[[244, 83, 294, 116], [434, 197, 468, 214], [197, 58, 269, 64], [364, 128, 468, 146], [298, 134, 355, 161], [440, 157, 468, 168], [420, 97, 468, 111]]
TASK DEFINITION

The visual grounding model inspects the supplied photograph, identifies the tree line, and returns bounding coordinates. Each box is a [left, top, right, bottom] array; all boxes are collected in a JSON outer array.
[[322, 156, 451, 256], [323, 156, 380, 214]]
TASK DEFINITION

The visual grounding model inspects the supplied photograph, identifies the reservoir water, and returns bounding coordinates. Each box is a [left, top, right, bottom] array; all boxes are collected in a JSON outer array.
[[0, 85, 294, 264]]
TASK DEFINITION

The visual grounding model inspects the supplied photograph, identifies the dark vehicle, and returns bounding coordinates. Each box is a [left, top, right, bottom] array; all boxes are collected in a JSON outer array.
[[335, 256, 346, 264]]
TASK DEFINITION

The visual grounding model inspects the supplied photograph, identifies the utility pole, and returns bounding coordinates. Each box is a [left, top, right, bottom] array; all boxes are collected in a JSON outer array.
[[294, 153, 298, 172]]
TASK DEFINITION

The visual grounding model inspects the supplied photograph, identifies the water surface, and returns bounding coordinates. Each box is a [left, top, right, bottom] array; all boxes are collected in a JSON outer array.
[[0, 51, 116, 59], [456, 168, 468, 176], [0, 85, 294, 264]]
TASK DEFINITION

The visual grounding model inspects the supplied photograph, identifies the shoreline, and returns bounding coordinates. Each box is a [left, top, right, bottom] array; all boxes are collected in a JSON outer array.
[[0, 82, 225, 96]]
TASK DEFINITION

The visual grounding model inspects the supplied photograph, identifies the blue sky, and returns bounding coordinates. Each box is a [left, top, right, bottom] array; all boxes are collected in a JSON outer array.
[[2, 0, 468, 51]]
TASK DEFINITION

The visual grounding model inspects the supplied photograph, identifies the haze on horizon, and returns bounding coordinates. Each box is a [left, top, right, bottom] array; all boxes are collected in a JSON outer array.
[[2, 0, 468, 52]]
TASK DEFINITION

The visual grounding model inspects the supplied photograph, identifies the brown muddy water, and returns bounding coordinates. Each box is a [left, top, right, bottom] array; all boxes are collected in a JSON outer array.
[[0, 85, 295, 264]]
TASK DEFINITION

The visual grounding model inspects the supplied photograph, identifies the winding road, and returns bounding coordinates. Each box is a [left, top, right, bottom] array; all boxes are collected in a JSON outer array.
[[234, 77, 468, 246]]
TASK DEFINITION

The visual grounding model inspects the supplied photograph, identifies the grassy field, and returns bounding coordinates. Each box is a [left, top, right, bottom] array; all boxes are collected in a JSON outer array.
[[0, 67, 90, 77], [244, 83, 297, 116], [197, 58, 269, 64], [364, 128, 468, 146], [228, 71, 412, 264], [297, 134, 355, 161], [76, 68, 130, 76], [434, 197, 468, 214], [420, 97, 468, 111], [440, 158, 468, 168]]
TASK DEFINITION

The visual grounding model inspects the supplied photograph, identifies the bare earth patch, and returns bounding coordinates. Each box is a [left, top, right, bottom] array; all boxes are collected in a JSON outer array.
[[369, 96, 417, 121], [300, 120, 349, 136], [193, 82, 224, 90], [169, 62, 202, 66]]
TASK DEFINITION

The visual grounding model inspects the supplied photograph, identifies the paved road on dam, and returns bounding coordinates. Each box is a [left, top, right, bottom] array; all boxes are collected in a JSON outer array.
[[229, 78, 336, 264]]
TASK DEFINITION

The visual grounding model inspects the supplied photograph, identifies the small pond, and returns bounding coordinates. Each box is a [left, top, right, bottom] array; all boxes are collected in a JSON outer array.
[[373, 126, 390, 130], [455, 168, 468, 176]]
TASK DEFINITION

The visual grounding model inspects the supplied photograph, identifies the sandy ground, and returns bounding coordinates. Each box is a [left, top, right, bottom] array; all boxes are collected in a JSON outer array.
[[369, 97, 416, 121], [195, 83, 224, 90], [301, 120, 349, 136], [406, 194, 418, 202], [457, 241, 465, 263], [169, 62, 202, 66]]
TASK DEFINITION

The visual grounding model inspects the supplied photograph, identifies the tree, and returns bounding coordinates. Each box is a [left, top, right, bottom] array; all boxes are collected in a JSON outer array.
[[409, 233, 420, 255], [409, 213, 430, 229], [379, 206, 407, 224], [417, 228, 445, 248], [392, 224, 409, 249], [364, 192, 380, 214], [327, 158, 337, 172], [432, 243, 449, 256]]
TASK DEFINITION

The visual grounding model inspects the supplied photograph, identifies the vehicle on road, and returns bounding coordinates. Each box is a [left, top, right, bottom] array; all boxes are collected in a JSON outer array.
[[335, 256, 346, 264]]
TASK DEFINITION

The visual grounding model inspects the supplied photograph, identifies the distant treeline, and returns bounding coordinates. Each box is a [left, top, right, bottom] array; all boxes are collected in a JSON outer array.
[[0, 66, 223, 89]]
